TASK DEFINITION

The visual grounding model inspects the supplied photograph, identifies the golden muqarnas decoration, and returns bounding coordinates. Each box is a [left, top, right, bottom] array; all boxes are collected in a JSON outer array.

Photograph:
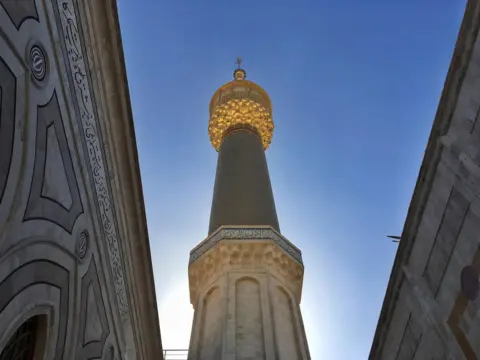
[[208, 78, 274, 151]]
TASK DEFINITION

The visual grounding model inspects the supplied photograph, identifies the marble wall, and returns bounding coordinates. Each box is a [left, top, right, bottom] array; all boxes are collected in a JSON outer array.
[[370, 2, 480, 359], [0, 0, 162, 359], [235, 278, 265, 360]]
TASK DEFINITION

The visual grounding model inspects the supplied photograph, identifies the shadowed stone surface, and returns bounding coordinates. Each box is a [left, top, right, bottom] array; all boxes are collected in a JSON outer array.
[[23, 91, 83, 233], [0, 56, 15, 204], [369, 2, 480, 359], [0, 0, 163, 359], [0, 260, 69, 360], [0, 0, 38, 30]]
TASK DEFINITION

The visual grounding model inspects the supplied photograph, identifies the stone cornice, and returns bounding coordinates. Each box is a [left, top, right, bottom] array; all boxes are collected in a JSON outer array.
[[190, 226, 303, 265], [188, 239, 304, 307], [369, 2, 480, 358]]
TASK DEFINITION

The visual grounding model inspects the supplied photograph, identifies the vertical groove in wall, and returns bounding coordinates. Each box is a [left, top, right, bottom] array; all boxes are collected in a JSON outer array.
[[273, 286, 300, 360], [197, 287, 222, 360], [394, 313, 423, 360], [423, 186, 470, 296], [235, 278, 265, 360]]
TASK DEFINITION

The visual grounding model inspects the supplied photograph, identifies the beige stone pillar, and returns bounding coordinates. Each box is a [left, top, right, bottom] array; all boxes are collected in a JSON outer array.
[[188, 226, 310, 360]]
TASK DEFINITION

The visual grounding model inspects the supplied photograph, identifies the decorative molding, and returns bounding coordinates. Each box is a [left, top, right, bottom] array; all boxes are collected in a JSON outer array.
[[190, 226, 302, 264], [54, 0, 130, 320], [77, 257, 110, 360], [0, 260, 70, 360], [76, 230, 89, 261], [23, 90, 83, 233], [0, 316, 39, 360], [29, 44, 47, 82], [0, 56, 16, 205], [188, 240, 304, 306], [0, 0, 39, 30]]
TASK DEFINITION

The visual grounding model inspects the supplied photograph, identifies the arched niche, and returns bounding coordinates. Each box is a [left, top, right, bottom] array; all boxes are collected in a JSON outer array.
[[273, 285, 301, 360], [197, 286, 223, 360], [0, 314, 48, 360], [235, 277, 265, 360]]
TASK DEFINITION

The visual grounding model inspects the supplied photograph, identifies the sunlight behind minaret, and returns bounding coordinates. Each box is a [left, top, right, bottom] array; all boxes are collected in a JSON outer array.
[[158, 280, 193, 350]]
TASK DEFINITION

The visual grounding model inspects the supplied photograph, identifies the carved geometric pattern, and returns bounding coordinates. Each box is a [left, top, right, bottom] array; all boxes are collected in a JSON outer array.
[[54, 0, 130, 320], [0, 260, 70, 360], [23, 90, 83, 233], [0, 0, 39, 30], [189, 240, 304, 306], [76, 230, 89, 261], [77, 257, 109, 360], [0, 56, 16, 205], [0, 316, 39, 360], [29, 45, 47, 82], [190, 226, 303, 264]]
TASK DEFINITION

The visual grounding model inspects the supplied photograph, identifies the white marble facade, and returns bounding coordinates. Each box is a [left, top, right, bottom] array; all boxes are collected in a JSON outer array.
[[0, 1, 162, 359]]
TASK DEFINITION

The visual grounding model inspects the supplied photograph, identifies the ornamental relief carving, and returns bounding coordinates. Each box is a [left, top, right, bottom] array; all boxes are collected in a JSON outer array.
[[208, 98, 273, 150], [189, 227, 303, 265], [188, 240, 303, 305], [56, 0, 130, 321], [0, 0, 128, 357]]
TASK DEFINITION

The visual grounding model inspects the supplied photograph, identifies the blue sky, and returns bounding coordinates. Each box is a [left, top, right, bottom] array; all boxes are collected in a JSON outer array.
[[118, 1, 465, 358]]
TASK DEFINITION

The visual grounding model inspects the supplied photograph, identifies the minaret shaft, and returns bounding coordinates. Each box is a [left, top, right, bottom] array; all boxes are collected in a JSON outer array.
[[188, 63, 310, 360], [209, 131, 280, 234]]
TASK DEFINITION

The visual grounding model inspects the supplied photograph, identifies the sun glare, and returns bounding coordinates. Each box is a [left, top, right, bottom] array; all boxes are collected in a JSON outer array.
[[158, 280, 194, 350]]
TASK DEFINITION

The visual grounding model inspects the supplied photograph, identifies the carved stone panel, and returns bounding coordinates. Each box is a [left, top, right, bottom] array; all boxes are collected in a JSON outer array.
[[54, 0, 130, 320], [0, 259, 70, 360], [23, 90, 83, 233], [188, 239, 304, 306], [77, 257, 110, 360], [0, 0, 39, 30], [1, 0, 136, 359]]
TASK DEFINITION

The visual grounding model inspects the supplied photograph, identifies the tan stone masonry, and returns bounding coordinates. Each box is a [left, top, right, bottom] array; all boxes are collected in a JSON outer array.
[[187, 226, 310, 360]]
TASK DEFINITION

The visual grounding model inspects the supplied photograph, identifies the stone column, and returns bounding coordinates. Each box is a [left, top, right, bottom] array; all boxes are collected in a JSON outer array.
[[188, 226, 310, 360]]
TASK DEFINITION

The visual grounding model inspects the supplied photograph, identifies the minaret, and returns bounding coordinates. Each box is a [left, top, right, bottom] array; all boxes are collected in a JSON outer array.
[[188, 60, 310, 360]]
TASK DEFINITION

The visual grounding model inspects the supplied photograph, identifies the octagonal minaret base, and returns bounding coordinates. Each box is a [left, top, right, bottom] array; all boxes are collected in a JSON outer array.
[[188, 227, 311, 360]]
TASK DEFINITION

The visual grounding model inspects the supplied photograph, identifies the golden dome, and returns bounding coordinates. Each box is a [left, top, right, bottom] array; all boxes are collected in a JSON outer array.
[[208, 61, 274, 151]]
